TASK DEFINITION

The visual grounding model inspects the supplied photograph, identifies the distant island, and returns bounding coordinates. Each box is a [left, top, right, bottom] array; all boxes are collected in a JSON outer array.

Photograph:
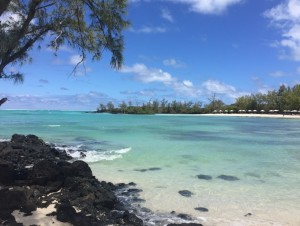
[[95, 84, 300, 115]]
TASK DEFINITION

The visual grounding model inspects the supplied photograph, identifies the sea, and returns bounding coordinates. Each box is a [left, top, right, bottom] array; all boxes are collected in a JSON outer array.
[[0, 110, 300, 226]]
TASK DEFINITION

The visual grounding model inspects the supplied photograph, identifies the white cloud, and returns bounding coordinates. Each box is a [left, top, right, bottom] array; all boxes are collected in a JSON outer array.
[[121, 90, 156, 97], [183, 80, 193, 87], [167, 0, 243, 14], [163, 58, 186, 68], [69, 55, 84, 65], [1, 92, 111, 110], [269, 70, 286, 77], [161, 8, 174, 22], [130, 26, 166, 34], [202, 80, 235, 93], [121, 64, 174, 84], [251, 76, 270, 94], [120, 63, 244, 100], [265, 0, 300, 61]]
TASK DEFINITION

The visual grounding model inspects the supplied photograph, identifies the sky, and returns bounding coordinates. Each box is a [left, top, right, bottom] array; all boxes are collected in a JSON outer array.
[[1, 0, 300, 110]]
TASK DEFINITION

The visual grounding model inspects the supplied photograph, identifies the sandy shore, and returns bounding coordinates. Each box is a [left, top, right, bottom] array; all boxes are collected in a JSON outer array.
[[203, 113, 300, 119]]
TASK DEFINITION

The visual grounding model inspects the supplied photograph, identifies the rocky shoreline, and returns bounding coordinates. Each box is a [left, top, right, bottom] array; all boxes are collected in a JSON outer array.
[[0, 134, 203, 226]]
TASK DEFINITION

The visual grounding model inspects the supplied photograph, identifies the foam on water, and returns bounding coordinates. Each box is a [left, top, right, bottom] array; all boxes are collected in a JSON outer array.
[[55, 144, 131, 162], [47, 125, 61, 127]]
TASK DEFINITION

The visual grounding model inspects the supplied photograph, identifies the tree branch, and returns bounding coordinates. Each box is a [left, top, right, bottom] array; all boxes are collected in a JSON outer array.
[[0, 28, 50, 72]]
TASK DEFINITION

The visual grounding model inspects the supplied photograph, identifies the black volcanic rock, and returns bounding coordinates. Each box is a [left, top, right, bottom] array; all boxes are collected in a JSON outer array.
[[217, 175, 240, 181], [0, 134, 143, 226]]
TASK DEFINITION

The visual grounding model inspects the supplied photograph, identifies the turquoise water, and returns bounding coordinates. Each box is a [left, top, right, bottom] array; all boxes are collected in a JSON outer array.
[[1, 110, 300, 225]]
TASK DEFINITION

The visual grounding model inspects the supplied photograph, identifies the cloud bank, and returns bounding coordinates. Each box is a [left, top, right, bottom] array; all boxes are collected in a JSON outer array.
[[120, 63, 246, 101], [265, 0, 300, 61], [167, 0, 243, 14]]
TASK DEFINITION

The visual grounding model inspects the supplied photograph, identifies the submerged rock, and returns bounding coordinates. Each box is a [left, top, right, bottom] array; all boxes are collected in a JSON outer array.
[[194, 207, 209, 212], [148, 167, 161, 171], [197, 174, 212, 180], [178, 190, 193, 197], [217, 175, 240, 181], [167, 223, 203, 226], [177, 213, 193, 220], [167, 224, 203, 226]]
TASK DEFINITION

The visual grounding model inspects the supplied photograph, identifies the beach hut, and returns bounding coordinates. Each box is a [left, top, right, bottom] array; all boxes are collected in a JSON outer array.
[[248, 110, 252, 113], [291, 110, 298, 114], [260, 110, 265, 114]]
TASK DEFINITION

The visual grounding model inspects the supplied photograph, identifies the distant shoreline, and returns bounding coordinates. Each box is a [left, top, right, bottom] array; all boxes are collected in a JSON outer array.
[[202, 113, 300, 119]]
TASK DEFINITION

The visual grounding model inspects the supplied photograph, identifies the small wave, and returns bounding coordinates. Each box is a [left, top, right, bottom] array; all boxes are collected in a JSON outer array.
[[0, 138, 10, 142], [48, 125, 61, 127], [82, 147, 131, 162], [55, 144, 131, 163]]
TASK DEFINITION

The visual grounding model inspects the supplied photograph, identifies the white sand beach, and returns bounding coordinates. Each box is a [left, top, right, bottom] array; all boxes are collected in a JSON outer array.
[[12, 203, 72, 226], [203, 113, 300, 119]]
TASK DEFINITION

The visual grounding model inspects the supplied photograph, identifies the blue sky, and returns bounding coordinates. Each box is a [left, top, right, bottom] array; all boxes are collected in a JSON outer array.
[[1, 0, 300, 110]]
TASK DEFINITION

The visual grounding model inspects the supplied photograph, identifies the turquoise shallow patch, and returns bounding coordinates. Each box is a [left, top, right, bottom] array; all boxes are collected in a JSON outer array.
[[1, 110, 300, 225]]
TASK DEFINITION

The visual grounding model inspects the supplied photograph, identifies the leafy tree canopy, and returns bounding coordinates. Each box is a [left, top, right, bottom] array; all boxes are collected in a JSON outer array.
[[0, 0, 129, 83]]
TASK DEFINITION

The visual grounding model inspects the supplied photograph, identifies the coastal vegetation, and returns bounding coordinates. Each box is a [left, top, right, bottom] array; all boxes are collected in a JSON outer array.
[[97, 84, 300, 114], [97, 100, 203, 114]]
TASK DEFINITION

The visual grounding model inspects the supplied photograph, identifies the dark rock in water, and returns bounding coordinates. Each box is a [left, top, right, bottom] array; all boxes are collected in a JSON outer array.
[[80, 152, 86, 158], [170, 211, 176, 214], [127, 188, 143, 194], [244, 213, 252, 217], [123, 210, 143, 226], [134, 169, 148, 172], [168, 223, 203, 226], [177, 213, 192, 220], [128, 182, 137, 186], [217, 175, 239, 181], [197, 174, 212, 180], [195, 207, 208, 212], [148, 167, 161, 171], [134, 167, 161, 172], [178, 190, 193, 197], [140, 207, 151, 213], [131, 197, 146, 203]]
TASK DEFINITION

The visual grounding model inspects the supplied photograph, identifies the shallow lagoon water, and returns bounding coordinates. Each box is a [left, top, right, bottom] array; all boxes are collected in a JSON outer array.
[[1, 110, 300, 225]]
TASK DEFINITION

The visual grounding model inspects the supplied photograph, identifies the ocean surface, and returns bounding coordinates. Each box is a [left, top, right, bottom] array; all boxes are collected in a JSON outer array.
[[1, 110, 300, 226]]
